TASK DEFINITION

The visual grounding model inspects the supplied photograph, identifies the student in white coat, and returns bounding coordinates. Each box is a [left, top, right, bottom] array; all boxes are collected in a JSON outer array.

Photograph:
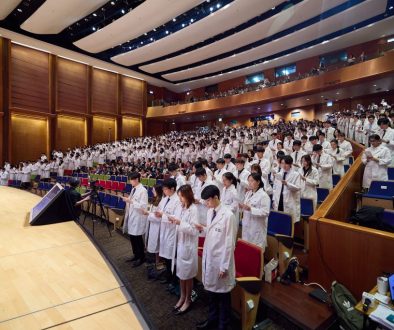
[[239, 173, 271, 248], [362, 134, 392, 190], [234, 158, 250, 202], [195, 185, 236, 330], [299, 155, 319, 210], [122, 172, 148, 267], [142, 185, 163, 267], [194, 167, 217, 226], [155, 179, 181, 285], [168, 185, 199, 315], [327, 139, 345, 177], [223, 154, 236, 173], [168, 163, 186, 189], [272, 155, 301, 223], [377, 118, 394, 166], [337, 132, 353, 165], [220, 172, 240, 241], [311, 144, 333, 189], [250, 164, 273, 196], [291, 140, 306, 169], [213, 158, 228, 195]]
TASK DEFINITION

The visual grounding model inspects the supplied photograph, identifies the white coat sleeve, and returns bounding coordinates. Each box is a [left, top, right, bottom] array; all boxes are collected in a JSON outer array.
[[220, 213, 236, 273], [178, 207, 199, 236], [378, 149, 392, 166], [250, 193, 270, 218]]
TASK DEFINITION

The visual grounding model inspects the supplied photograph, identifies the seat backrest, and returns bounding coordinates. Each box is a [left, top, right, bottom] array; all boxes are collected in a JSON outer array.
[[110, 195, 118, 207], [103, 194, 111, 204], [111, 181, 119, 190], [317, 188, 330, 203], [300, 198, 314, 217], [388, 167, 394, 181], [118, 182, 126, 191], [382, 210, 394, 228], [117, 199, 126, 210], [110, 175, 116, 181], [344, 164, 350, 173], [116, 176, 122, 182], [369, 181, 394, 196], [267, 211, 293, 237], [234, 239, 263, 278], [121, 176, 127, 182], [332, 174, 341, 186], [124, 183, 132, 193]]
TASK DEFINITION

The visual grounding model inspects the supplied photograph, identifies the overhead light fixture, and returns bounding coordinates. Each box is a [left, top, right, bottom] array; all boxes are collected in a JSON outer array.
[[121, 9, 125, 14], [92, 27, 96, 31], [190, 18, 194, 23], [210, 7, 214, 11], [149, 90, 154, 94], [93, 13, 97, 17], [389, 6, 393, 9], [165, 30, 169, 34], [216, 3, 221, 8], [111, 1, 115, 5], [218, 118, 223, 122], [306, 98, 310, 101], [17, 8, 22, 12], [182, 23, 185, 27], [173, 18, 176, 22], [141, 41, 143, 44], [336, 92, 340, 95], [150, 37, 153, 41], [373, 84, 377, 87], [322, 40, 330, 44], [388, 37, 394, 43]]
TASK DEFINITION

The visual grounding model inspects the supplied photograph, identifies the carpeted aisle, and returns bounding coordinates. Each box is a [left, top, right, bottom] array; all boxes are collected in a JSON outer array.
[[80, 216, 209, 330]]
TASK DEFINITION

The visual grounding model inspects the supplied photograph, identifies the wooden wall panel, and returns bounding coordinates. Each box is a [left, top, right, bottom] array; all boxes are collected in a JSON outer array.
[[92, 117, 116, 144], [122, 117, 141, 138], [56, 58, 88, 113], [11, 114, 48, 164], [91, 69, 117, 114], [121, 76, 144, 116], [309, 218, 394, 299], [56, 116, 86, 151], [10, 44, 49, 113]]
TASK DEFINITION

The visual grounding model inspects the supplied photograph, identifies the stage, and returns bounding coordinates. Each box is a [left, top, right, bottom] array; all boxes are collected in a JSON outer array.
[[0, 186, 147, 329]]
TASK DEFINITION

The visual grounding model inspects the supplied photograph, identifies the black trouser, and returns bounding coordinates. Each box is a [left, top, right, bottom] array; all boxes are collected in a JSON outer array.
[[207, 290, 231, 329], [129, 234, 145, 260], [163, 257, 177, 284]]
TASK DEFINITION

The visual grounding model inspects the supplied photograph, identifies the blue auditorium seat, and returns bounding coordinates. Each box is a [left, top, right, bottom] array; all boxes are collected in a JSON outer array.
[[364, 181, 394, 200], [300, 198, 314, 218], [388, 167, 394, 181], [344, 164, 350, 173], [332, 174, 341, 187], [267, 211, 293, 237], [317, 188, 330, 204], [382, 210, 394, 231]]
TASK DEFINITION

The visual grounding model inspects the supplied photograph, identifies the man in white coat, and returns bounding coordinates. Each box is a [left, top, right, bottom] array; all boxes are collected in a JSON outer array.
[[377, 118, 394, 166], [272, 155, 301, 223], [337, 132, 353, 165], [154, 178, 182, 285], [168, 163, 186, 189], [234, 158, 250, 202], [122, 172, 148, 267], [213, 158, 229, 195], [195, 185, 235, 330], [362, 134, 391, 190], [291, 140, 306, 169], [194, 168, 218, 226], [311, 144, 333, 189]]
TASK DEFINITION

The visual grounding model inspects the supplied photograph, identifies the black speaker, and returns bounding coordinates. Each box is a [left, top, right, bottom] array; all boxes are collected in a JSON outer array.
[[30, 184, 76, 225]]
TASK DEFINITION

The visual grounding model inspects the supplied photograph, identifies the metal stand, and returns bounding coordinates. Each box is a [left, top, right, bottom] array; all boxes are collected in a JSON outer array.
[[83, 190, 112, 237]]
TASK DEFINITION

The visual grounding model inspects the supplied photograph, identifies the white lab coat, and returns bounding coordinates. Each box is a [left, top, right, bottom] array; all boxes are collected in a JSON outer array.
[[159, 194, 182, 259], [234, 168, 250, 202], [272, 168, 301, 223], [241, 188, 270, 248], [213, 168, 229, 195], [123, 184, 148, 236], [378, 127, 394, 166], [326, 147, 346, 177], [312, 152, 333, 189], [363, 122, 379, 145], [291, 150, 306, 168], [362, 145, 391, 189], [220, 185, 240, 241], [338, 140, 353, 165], [202, 205, 236, 293], [194, 179, 217, 226], [298, 166, 319, 210], [172, 204, 199, 280], [145, 203, 162, 254]]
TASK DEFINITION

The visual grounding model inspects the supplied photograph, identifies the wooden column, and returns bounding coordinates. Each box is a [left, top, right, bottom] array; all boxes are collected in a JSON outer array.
[[48, 54, 57, 155], [116, 74, 122, 140], [86, 66, 92, 145], [142, 81, 147, 136], [0, 38, 11, 164]]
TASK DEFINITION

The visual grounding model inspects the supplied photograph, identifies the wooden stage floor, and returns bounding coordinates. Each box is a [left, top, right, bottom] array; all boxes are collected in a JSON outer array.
[[0, 187, 147, 329]]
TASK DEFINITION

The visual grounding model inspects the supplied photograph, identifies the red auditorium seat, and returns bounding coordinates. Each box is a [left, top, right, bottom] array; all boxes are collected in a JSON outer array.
[[234, 240, 264, 278]]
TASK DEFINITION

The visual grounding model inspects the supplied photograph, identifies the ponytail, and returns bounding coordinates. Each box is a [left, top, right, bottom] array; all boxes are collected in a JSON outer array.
[[223, 172, 237, 188]]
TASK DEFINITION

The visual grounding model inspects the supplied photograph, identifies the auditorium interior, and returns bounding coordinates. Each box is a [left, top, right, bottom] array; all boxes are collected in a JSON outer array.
[[0, 1, 394, 329]]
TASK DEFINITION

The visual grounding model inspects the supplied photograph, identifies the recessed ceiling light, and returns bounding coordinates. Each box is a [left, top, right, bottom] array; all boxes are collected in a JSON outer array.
[[121, 9, 125, 14], [92, 27, 96, 31], [17, 8, 22, 12], [321, 95, 324, 98], [182, 23, 185, 27], [373, 84, 377, 87], [165, 30, 169, 34], [306, 98, 310, 101], [150, 37, 153, 41], [173, 18, 176, 22], [210, 7, 214, 11], [93, 13, 97, 17], [216, 3, 221, 8], [190, 18, 194, 22], [336, 92, 340, 95], [111, 1, 115, 5]]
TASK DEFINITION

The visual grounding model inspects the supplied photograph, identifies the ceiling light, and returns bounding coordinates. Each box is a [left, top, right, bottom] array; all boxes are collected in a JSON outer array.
[[271, 7, 275, 10], [111, 1, 115, 5], [182, 23, 185, 27], [216, 3, 221, 8], [190, 18, 194, 22], [389, 6, 393, 9], [173, 18, 176, 22], [373, 84, 377, 87], [93, 13, 97, 17], [92, 27, 96, 31], [210, 7, 214, 11], [322, 40, 330, 44], [388, 37, 394, 43], [321, 95, 324, 98], [121, 9, 125, 14], [141, 41, 143, 44], [149, 90, 154, 94], [336, 92, 340, 95], [281, 104, 284, 106], [150, 37, 153, 41], [165, 30, 169, 34], [17, 8, 22, 12], [306, 98, 310, 101]]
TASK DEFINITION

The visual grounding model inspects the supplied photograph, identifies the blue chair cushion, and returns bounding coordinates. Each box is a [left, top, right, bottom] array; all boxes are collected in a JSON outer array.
[[363, 194, 393, 201], [267, 211, 292, 237]]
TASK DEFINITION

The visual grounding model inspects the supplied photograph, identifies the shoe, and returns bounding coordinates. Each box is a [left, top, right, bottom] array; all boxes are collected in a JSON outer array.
[[196, 320, 218, 329], [132, 259, 145, 267], [125, 256, 137, 263], [174, 303, 192, 316]]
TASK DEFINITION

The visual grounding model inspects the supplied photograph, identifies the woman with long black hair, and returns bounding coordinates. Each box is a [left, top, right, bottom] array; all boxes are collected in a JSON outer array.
[[239, 173, 271, 248], [221, 172, 239, 241], [299, 155, 319, 210]]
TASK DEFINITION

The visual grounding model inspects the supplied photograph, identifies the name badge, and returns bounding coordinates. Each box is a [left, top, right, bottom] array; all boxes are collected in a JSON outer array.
[[215, 228, 222, 233]]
